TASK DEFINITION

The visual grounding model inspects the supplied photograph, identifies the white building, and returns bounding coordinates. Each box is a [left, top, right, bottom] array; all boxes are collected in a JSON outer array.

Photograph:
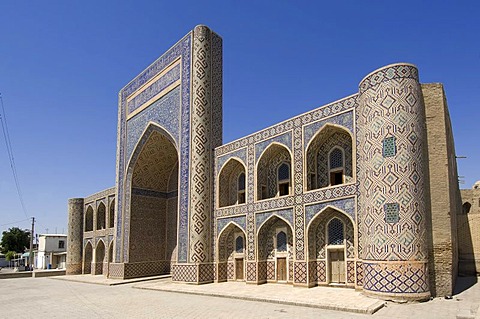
[[35, 234, 67, 269]]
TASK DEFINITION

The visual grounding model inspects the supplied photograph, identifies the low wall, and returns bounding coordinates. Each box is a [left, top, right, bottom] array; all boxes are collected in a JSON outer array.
[[0, 269, 66, 279]]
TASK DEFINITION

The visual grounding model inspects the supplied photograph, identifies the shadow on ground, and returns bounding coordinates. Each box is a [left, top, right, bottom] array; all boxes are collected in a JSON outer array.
[[454, 276, 478, 295]]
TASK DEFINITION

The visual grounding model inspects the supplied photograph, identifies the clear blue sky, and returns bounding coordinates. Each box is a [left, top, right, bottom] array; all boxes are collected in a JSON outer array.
[[1, 1, 479, 235]]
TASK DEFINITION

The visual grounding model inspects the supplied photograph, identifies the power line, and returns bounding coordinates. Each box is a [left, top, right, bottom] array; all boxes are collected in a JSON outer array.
[[0, 93, 29, 218], [0, 218, 31, 227]]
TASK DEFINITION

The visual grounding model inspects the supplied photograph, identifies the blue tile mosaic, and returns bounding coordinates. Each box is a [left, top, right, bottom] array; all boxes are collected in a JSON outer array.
[[255, 132, 292, 163], [217, 216, 247, 235], [128, 63, 180, 114], [255, 208, 294, 230], [305, 197, 355, 225], [126, 87, 180, 162], [216, 148, 247, 173], [115, 32, 192, 263], [303, 111, 354, 150]]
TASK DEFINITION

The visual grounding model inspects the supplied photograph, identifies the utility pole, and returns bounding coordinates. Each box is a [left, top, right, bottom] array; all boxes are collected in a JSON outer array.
[[29, 217, 35, 270]]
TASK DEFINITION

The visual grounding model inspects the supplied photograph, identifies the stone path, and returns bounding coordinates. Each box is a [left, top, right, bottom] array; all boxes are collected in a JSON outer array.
[[134, 279, 385, 314]]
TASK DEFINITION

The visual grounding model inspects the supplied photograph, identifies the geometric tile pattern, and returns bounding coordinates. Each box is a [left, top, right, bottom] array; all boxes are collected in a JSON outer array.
[[358, 64, 428, 261], [255, 132, 292, 163], [305, 197, 356, 225], [255, 209, 293, 230], [358, 64, 429, 297], [356, 261, 364, 287], [363, 262, 429, 294], [303, 111, 354, 149], [115, 31, 192, 264], [189, 25, 214, 264], [70, 22, 444, 300]]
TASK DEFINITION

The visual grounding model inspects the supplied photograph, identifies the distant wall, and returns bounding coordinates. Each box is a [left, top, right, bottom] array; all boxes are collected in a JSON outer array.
[[423, 83, 461, 297], [459, 188, 480, 275]]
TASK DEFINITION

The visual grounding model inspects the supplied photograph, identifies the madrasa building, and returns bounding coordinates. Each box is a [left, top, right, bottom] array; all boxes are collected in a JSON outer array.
[[66, 25, 463, 302]]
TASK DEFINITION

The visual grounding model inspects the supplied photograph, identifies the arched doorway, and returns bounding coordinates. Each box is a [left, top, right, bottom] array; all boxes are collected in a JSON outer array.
[[257, 215, 293, 283], [83, 242, 93, 274], [128, 128, 178, 275], [95, 240, 105, 275], [217, 223, 246, 282], [307, 207, 355, 286]]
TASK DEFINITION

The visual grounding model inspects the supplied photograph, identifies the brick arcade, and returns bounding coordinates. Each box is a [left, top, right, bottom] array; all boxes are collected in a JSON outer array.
[[66, 25, 462, 301]]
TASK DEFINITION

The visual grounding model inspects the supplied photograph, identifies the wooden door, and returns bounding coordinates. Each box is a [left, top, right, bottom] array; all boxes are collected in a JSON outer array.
[[329, 250, 345, 283], [277, 257, 287, 281], [235, 258, 244, 280]]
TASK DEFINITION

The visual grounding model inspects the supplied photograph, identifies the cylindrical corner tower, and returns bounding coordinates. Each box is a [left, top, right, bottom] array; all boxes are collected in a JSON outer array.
[[358, 63, 430, 301], [66, 198, 84, 275]]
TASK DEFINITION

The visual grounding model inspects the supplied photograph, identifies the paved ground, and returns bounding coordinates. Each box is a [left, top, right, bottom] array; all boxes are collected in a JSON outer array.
[[0, 276, 478, 318]]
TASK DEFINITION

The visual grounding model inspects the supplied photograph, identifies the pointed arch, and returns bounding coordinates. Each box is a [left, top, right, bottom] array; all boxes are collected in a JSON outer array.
[[217, 222, 247, 282], [305, 123, 353, 191], [85, 206, 94, 232], [109, 199, 115, 228], [96, 202, 106, 230], [122, 123, 179, 274], [256, 213, 294, 283], [83, 241, 93, 274], [218, 158, 247, 207], [306, 206, 355, 286], [256, 143, 292, 200]]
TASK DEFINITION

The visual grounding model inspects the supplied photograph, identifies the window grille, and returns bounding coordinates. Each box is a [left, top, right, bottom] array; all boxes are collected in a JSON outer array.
[[278, 163, 290, 181], [58, 240, 65, 249], [276, 231, 287, 252], [329, 148, 343, 169], [384, 203, 400, 223], [235, 236, 244, 253], [383, 137, 397, 157], [238, 173, 246, 191], [328, 218, 344, 245]]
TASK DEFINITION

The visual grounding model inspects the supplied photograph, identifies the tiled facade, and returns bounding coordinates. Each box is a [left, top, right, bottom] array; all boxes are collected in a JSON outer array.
[[67, 25, 462, 301]]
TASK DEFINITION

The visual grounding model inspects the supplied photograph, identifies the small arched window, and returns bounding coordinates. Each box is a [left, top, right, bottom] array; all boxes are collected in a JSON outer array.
[[276, 231, 287, 252], [277, 163, 290, 196], [463, 202, 472, 214], [109, 199, 115, 228], [329, 147, 344, 186], [237, 173, 246, 204], [328, 218, 344, 245], [235, 236, 244, 253], [85, 206, 94, 232]]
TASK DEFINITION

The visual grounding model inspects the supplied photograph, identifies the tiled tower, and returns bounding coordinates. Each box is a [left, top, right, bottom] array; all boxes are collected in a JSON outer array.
[[358, 63, 430, 301], [66, 198, 84, 275]]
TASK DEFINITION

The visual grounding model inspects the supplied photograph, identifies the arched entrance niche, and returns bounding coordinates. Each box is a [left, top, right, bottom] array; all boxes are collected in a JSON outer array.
[[217, 223, 246, 282], [307, 207, 355, 286], [218, 158, 246, 207], [94, 240, 105, 275], [109, 199, 115, 228], [127, 126, 178, 276], [257, 144, 292, 200], [85, 206, 93, 232], [305, 124, 353, 190], [83, 241, 93, 274], [257, 215, 293, 283], [97, 202, 106, 230]]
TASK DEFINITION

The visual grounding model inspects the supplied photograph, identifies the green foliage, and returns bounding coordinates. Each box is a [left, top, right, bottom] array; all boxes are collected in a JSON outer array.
[[5, 251, 16, 261], [1, 227, 30, 254]]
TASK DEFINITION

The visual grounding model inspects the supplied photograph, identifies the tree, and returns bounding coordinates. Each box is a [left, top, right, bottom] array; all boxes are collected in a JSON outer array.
[[1, 227, 30, 254], [5, 251, 15, 261]]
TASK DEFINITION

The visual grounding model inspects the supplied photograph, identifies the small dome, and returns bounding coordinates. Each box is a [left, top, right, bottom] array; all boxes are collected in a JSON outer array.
[[473, 181, 480, 189]]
